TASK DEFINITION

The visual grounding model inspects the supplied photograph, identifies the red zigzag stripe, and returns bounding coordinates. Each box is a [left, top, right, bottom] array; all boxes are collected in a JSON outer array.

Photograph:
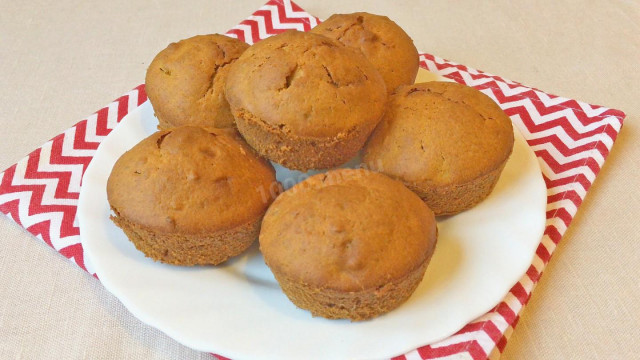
[[22, 156, 78, 239], [527, 134, 611, 160], [419, 56, 515, 86], [226, 0, 317, 44], [535, 148, 601, 177], [492, 99, 619, 144], [255, 6, 315, 31], [0, 1, 627, 359], [59, 243, 86, 270], [474, 83, 620, 126], [545, 225, 563, 245], [414, 340, 487, 359], [547, 190, 583, 209], [543, 173, 592, 194]]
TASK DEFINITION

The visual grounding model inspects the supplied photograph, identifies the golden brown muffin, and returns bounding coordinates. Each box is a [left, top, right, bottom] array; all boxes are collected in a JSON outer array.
[[145, 34, 249, 129], [311, 12, 419, 94], [225, 30, 387, 171], [363, 81, 514, 216], [259, 168, 437, 321], [107, 126, 280, 266]]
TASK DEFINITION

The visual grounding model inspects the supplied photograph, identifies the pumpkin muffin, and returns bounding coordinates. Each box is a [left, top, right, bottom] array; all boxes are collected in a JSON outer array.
[[259, 168, 437, 321], [145, 34, 249, 129], [363, 81, 514, 216], [311, 12, 419, 94], [107, 126, 279, 266], [225, 30, 387, 171]]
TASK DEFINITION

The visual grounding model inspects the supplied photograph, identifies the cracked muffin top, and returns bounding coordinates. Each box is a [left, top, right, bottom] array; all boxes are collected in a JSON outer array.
[[363, 81, 514, 186], [259, 168, 437, 292], [311, 12, 419, 94], [145, 34, 249, 129], [224, 30, 387, 138], [107, 126, 278, 234]]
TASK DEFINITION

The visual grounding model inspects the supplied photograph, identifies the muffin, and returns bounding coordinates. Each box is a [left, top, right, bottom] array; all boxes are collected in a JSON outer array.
[[145, 34, 249, 129], [259, 168, 437, 321], [363, 82, 514, 216], [225, 30, 387, 171], [311, 12, 419, 94], [107, 126, 279, 265]]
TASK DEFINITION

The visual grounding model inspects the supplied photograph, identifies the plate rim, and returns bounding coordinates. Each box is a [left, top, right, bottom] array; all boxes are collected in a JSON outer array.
[[78, 70, 547, 360]]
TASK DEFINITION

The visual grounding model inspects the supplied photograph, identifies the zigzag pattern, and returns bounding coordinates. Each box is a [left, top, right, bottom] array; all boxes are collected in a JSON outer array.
[[415, 52, 625, 359], [0, 1, 626, 360], [0, 85, 146, 272], [226, 0, 318, 44]]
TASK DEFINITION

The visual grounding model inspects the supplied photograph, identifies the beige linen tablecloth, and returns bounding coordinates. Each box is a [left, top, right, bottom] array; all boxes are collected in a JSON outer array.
[[1, 1, 638, 359]]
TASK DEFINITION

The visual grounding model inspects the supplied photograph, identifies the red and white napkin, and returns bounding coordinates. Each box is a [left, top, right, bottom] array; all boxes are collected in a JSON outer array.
[[0, 0, 626, 359]]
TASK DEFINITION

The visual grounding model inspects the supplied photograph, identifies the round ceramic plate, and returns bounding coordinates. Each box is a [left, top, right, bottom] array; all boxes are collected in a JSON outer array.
[[79, 69, 547, 360]]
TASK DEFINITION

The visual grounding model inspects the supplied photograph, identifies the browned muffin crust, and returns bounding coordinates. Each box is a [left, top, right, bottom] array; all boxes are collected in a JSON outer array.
[[111, 211, 261, 266], [311, 12, 419, 94], [145, 34, 249, 130], [107, 126, 279, 265], [363, 81, 514, 215], [225, 30, 387, 171], [259, 169, 437, 320]]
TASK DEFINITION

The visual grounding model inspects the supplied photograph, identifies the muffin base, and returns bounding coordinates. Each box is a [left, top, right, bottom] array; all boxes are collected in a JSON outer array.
[[110, 211, 261, 266], [233, 108, 375, 171], [269, 246, 435, 321], [406, 161, 508, 216]]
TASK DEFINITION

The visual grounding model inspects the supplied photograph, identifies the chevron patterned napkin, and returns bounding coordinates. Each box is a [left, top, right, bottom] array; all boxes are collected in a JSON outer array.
[[0, 0, 626, 359]]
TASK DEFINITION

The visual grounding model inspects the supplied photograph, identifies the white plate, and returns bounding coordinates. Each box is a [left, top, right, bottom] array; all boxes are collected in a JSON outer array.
[[79, 69, 547, 360]]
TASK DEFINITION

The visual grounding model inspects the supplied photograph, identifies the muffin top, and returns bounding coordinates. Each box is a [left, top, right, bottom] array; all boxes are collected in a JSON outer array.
[[259, 168, 437, 292], [107, 126, 278, 234], [363, 82, 514, 187], [145, 34, 249, 129], [225, 30, 387, 138], [311, 12, 419, 94]]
